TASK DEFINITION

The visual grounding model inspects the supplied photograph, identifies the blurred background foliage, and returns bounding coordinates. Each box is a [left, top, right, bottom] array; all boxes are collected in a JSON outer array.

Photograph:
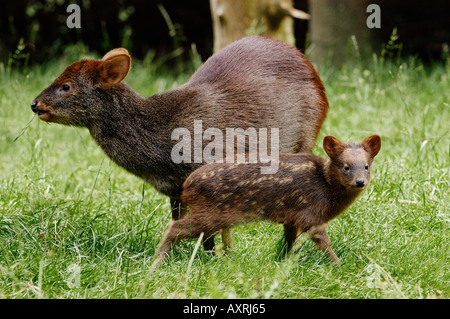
[[0, 0, 449, 68]]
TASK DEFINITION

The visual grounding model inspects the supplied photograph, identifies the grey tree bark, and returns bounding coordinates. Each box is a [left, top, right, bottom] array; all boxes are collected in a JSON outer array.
[[308, 0, 376, 64], [210, 0, 310, 52]]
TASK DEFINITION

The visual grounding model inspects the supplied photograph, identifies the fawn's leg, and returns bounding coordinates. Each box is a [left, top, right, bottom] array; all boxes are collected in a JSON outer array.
[[158, 213, 236, 260], [203, 227, 233, 253], [307, 225, 340, 264], [170, 198, 216, 251], [221, 227, 233, 252], [156, 220, 176, 263], [157, 218, 201, 260]]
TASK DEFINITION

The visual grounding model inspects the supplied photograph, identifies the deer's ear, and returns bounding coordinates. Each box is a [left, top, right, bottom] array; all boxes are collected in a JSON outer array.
[[97, 48, 131, 88], [323, 135, 345, 158], [362, 135, 381, 158]]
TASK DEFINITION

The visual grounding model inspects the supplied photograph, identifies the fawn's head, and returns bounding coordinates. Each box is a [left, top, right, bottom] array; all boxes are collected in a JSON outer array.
[[323, 135, 381, 191], [31, 48, 131, 126]]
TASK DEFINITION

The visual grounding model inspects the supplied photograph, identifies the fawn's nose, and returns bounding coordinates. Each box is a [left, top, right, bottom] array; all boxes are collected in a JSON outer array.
[[355, 179, 365, 188], [31, 100, 38, 112]]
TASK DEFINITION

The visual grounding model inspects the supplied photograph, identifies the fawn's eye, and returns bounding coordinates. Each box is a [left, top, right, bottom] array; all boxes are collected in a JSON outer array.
[[344, 165, 350, 172], [365, 165, 369, 170], [62, 84, 71, 92]]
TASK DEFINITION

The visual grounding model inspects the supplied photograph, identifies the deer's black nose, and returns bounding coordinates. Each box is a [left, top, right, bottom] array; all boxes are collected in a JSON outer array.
[[31, 100, 38, 112], [355, 179, 365, 188]]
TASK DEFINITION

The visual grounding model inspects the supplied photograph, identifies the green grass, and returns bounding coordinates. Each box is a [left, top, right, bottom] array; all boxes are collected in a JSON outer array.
[[0, 50, 448, 299]]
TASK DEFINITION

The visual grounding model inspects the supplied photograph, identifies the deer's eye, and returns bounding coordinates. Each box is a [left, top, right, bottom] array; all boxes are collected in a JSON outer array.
[[344, 165, 350, 172], [62, 84, 71, 92], [365, 165, 369, 170]]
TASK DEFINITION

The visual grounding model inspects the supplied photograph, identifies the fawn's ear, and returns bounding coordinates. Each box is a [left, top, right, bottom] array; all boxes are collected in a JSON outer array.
[[362, 135, 381, 158], [323, 135, 345, 158], [97, 48, 131, 88]]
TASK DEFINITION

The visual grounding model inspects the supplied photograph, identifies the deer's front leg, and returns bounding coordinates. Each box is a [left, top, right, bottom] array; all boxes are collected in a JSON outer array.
[[308, 225, 340, 264]]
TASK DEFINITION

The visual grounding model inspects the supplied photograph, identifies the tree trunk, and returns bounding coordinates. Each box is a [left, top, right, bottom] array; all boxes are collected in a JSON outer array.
[[308, 0, 375, 64], [210, 0, 307, 52]]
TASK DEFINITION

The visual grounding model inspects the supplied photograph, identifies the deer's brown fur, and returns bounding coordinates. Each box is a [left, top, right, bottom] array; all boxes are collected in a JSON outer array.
[[32, 36, 329, 246]]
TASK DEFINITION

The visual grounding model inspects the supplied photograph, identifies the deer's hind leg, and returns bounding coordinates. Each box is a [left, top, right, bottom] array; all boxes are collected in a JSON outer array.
[[157, 209, 239, 259], [283, 223, 300, 252]]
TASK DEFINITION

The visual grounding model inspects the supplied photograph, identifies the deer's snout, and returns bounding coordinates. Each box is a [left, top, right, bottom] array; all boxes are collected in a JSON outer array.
[[31, 100, 38, 113], [30, 98, 53, 121], [355, 178, 365, 188]]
